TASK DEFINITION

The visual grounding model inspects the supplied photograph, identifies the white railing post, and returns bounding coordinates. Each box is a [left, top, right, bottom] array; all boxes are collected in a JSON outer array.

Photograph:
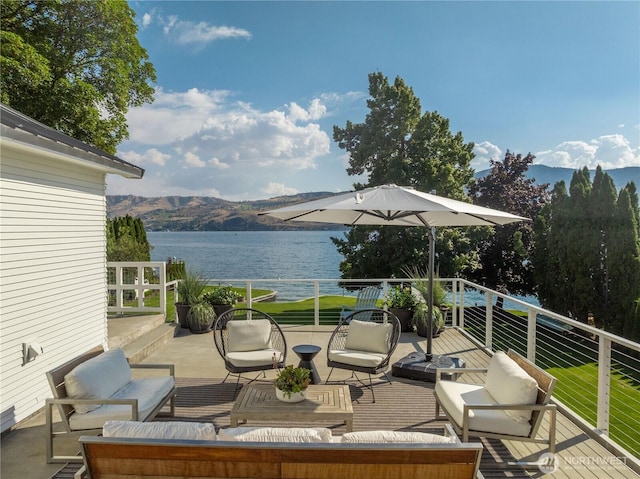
[[485, 291, 493, 350], [459, 286, 465, 330], [597, 334, 612, 435], [245, 281, 252, 309], [314, 281, 320, 326], [450, 279, 458, 327], [159, 263, 166, 315], [527, 308, 537, 362]]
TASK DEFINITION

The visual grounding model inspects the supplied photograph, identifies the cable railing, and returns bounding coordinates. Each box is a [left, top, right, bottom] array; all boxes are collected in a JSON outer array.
[[450, 278, 640, 462]]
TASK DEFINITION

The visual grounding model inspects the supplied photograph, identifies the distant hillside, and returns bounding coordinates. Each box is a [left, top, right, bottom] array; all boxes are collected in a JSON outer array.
[[475, 165, 640, 189], [108, 166, 639, 231], [106, 192, 340, 231]]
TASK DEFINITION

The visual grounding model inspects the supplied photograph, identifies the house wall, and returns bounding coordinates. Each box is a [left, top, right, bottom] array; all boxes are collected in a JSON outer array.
[[0, 143, 109, 432]]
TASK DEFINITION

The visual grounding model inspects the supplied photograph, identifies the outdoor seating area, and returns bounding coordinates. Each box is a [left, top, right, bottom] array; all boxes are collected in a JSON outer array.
[[3, 313, 640, 479]]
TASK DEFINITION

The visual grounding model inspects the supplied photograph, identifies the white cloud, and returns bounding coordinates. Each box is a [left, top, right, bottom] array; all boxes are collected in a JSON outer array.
[[143, 9, 250, 46], [535, 134, 640, 169], [119, 148, 171, 166], [183, 152, 205, 168], [115, 87, 333, 199], [262, 182, 299, 197], [472, 141, 502, 171], [123, 88, 230, 145]]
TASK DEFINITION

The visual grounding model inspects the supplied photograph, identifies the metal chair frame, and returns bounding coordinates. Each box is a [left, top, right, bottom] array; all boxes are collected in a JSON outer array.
[[325, 308, 401, 403], [213, 308, 287, 397]]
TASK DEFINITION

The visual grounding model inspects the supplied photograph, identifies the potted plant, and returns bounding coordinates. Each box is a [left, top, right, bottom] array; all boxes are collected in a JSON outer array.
[[175, 270, 207, 328], [384, 285, 417, 332], [408, 271, 448, 337], [204, 286, 241, 317], [187, 301, 215, 334], [273, 364, 311, 403]]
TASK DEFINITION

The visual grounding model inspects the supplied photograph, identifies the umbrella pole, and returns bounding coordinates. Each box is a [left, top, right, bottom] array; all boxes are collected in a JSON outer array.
[[426, 226, 436, 360]]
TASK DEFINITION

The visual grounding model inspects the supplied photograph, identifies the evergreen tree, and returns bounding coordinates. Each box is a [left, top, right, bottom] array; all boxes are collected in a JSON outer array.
[[332, 72, 476, 279], [468, 151, 549, 295], [107, 216, 152, 262], [534, 169, 640, 336]]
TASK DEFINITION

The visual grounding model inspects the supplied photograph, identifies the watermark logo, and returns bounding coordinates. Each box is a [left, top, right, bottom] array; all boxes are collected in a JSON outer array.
[[538, 452, 559, 473], [537, 452, 628, 473]]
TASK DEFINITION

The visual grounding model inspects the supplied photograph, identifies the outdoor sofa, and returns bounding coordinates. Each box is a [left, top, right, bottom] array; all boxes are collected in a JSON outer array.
[[76, 421, 483, 479]]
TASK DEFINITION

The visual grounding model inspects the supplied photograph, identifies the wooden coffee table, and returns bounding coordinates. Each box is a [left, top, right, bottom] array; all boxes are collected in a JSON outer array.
[[230, 383, 353, 431]]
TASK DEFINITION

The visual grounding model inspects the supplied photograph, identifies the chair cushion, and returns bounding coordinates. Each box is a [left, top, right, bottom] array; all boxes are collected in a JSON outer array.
[[64, 348, 131, 414], [227, 319, 272, 352], [68, 376, 175, 431], [328, 349, 387, 368], [225, 348, 282, 368], [103, 420, 216, 440], [435, 380, 532, 437], [485, 351, 538, 423], [344, 320, 392, 354], [341, 430, 455, 444], [218, 427, 332, 443]]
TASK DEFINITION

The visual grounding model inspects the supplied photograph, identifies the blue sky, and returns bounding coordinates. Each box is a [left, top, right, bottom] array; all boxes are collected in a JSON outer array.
[[107, 1, 640, 201]]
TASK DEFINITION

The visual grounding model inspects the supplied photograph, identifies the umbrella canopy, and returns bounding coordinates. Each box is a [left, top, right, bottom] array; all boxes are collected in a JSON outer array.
[[261, 184, 529, 358], [261, 184, 528, 227]]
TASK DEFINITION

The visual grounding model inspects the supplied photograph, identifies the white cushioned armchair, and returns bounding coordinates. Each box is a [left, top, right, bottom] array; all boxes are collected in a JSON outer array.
[[326, 308, 401, 403], [434, 349, 557, 459], [213, 308, 287, 395]]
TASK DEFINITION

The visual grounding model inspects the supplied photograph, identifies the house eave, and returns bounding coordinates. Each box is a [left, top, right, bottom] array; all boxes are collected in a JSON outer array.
[[0, 104, 144, 179]]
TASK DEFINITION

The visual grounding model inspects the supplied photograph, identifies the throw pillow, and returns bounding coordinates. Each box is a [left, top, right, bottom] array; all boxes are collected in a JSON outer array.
[[344, 320, 392, 354]]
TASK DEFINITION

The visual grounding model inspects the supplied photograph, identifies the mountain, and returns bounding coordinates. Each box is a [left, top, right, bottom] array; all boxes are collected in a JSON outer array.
[[108, 166, 639, 231], [475, 165, 640, 189], [106, 192, 341, 231]]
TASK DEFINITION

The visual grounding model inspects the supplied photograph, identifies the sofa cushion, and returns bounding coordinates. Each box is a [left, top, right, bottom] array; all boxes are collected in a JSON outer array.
[[485, 351, 539, 423], [218, 427, 332, 443], [68, 376, 175, 431], [103, 420, 216, 440], [227, 320, 272, 352], [64, 348, 131, 414], [328, 349, 386, 368], [344, 320, 392, 354], [341, 430, 455, 444], [225, 348, 282, 368], [435, 380, 532, 437]]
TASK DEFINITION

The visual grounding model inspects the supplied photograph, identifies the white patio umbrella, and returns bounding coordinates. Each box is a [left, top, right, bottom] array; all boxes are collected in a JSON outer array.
[[260, 184, 529, 360]]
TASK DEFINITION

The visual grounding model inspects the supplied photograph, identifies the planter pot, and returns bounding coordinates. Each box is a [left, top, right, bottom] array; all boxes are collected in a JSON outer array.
[[188, 320, 213, 334], [212, 304, 233, 318], [175, 303, 191, 328], [415, 320, 430, 338], [389, 307, 414, 333], [275, 388, 306, 403]]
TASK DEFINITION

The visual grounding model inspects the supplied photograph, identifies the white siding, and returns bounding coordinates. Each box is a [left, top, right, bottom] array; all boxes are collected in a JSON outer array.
[[0, 144, 109, 432]]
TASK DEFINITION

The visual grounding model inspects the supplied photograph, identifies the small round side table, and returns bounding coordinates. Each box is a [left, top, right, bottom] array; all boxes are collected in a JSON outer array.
[[292, 344, 322, 384]]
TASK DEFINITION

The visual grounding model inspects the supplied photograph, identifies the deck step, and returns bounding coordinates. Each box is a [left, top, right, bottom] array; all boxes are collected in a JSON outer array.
[[121, 323, 179, 364], [108, 314, 166, 349]]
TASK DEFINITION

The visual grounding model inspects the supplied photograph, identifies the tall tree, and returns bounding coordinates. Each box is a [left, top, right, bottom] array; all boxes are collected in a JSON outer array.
[[332, 72, 476, 280], [107, 216, 152, 262], [534, 168, 640, 335], [468, 151, 549, 295], [1, 0, 155, 154]]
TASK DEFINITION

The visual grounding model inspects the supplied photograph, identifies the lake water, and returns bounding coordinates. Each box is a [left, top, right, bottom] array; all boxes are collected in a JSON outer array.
[[149, 231, 348, 300], [148, 230, 539, 307]]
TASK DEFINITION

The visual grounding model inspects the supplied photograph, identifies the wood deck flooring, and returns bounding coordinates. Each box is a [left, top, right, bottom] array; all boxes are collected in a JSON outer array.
[[50, 328, 639, 479]]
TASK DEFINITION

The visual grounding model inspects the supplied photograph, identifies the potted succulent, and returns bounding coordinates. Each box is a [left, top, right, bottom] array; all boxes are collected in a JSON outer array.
[[273, 364, 311, 403], [204, 285, 242, 317], [187, 301, 215, 334], [175, 270, 207, 328], [384, 285, 417, 332]]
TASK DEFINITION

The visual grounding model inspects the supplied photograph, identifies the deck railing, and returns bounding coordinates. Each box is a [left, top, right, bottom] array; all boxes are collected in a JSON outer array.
[[107, 262, 166, 314], [448, 278, 640, 463]]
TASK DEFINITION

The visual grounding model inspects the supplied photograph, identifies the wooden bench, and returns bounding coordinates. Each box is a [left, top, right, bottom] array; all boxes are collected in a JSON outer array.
[[45, 346, 176, 463], [77, 435, 484, 479]]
